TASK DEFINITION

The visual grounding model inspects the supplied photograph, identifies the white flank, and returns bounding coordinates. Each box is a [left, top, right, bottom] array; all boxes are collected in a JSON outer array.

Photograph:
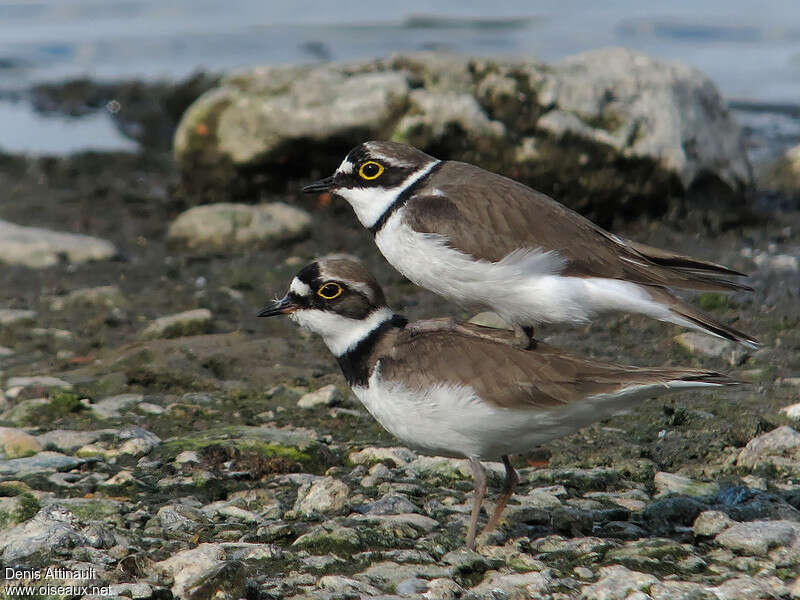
[[352, 370, 726, 460], [289, 277, 311, 296], [375, 210, 687, 326], [353, 371, 544, 459], [290, 307, 394, 356], [336, 160, 440, 229]]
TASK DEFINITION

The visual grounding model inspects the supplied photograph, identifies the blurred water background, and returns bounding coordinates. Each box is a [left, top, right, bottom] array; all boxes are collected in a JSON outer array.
[[0, 0, 798, 154]]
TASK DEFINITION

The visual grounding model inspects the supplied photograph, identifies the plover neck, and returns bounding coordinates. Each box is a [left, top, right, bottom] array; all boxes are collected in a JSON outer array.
[[336, 311, 408, 387], [336, 160, 442, 232]]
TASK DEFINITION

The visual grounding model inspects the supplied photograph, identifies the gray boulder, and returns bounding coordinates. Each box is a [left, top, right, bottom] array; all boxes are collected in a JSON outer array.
[[0, 219, 117, 269], [174, 49, 751, 222]]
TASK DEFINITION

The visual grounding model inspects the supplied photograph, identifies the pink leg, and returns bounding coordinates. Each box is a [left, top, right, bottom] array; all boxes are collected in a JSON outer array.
[[482, 455, 519, 535], [466, 458, 487, 550]]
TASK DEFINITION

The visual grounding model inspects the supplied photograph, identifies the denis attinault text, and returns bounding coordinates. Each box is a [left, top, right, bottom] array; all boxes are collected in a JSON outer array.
[[4, 567, 111, 597]]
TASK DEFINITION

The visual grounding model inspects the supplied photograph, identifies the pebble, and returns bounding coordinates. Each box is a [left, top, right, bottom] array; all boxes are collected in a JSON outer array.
[[0, 426, 43, 458], [5, 376, 73, 397], [580, 565, 658, 600], [349, 512, 440, 534], [297, 384, 341, 408], [673, 332, 748, 365], [709, 575, 788, 600], [472, 570, 553, 597], [752, 252, 799, 272], [693, 510, 735, 537], [780, 403, 800, 420], [106, 583, 153, 599], [154, 543, 241, 599], [49, 285, 127, 311], [317, 574, 381, 597], [0, 309, 36, 326], [136, 401, 166, 415], [292, 523, 362, 553], [737, 426, 800, 475], [715, 520, 800, 556], [643, 496, 708, 533], [167, 202, 312, 253], [349, 446, 417, 466], [293, 476, 350, 516], [139, 308, 212, 339], [90, 393, 144, 419], [0, 451, 86, 476], [175, 450, 200, 464], [356, 493, 421, 515]]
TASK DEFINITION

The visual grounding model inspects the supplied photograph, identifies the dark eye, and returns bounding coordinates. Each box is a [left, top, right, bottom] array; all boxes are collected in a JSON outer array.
[[317, 282, 343, 300], [358, 161, 384, 180]]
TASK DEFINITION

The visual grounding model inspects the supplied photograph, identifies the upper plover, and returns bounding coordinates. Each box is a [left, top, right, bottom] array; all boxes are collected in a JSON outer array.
[[258, 255, 737, 548], [303, 142, 757, 348]]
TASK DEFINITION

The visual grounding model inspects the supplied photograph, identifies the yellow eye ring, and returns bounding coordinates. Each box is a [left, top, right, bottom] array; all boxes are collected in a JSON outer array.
[[358, 161, 384, 180], [317, 282, 343, 300]]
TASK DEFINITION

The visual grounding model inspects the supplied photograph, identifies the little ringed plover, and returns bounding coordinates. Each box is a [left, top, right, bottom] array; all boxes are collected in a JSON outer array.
[[303, 142, 757, 348], [258, 255, 737, 549]]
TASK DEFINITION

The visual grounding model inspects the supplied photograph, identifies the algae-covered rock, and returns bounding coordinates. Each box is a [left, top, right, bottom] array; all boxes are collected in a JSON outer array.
[[0, 504, 88, 564], [175, 49, 751, 222], [0, 427, 43, 458], [0, 494, 41, 529], [292, 523, 363, 553], [167, 202, 311, 253], [161, 424, 324, 472], [654, 471, 720, 498]]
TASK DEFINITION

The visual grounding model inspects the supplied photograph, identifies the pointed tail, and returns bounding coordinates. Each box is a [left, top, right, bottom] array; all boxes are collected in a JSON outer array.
[[647, 287, 759, 349]]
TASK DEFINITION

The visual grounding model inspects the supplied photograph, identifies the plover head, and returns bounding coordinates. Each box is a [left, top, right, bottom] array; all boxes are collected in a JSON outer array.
[[257, 255, 395, 356], [303, 141, 440, 228]]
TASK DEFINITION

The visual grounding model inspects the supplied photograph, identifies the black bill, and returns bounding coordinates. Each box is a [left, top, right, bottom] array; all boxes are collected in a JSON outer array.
[[257, 296, 296, 317], [302, 175, 335, 194]]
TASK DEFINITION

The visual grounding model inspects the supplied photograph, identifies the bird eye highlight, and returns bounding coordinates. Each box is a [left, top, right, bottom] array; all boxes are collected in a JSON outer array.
[[317, 282, 343, 300], [358, 161, 384, 180]]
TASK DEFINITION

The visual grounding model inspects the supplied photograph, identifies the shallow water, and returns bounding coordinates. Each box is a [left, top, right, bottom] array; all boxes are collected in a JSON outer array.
[[1, 0, 798, 154]]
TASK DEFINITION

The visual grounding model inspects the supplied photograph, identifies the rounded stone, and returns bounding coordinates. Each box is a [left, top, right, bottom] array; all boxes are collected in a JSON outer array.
[[167, 202, 311, 253]]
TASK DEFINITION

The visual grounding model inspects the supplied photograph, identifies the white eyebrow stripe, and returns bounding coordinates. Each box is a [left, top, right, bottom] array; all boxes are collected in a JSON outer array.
[[290, 278, 312, 296], [337, 159, 354, 174]]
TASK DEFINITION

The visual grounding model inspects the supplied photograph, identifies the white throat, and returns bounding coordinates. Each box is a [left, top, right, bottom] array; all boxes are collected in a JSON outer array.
[[290, 307, 395, 357], [335, 160, 441, 229]]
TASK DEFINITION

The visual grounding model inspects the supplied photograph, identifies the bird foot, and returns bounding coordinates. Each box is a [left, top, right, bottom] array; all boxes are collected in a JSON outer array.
[[512, 324, 535, 349]]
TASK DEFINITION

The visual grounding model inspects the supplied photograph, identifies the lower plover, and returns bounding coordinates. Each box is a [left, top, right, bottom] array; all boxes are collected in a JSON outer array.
[[258, 255, 737, 549], [303, 141, 757, 348]]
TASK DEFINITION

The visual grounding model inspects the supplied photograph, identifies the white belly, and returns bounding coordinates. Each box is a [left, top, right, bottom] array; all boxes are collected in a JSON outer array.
[[353, 369, 564, 460], [375, 210, 672, 325]]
